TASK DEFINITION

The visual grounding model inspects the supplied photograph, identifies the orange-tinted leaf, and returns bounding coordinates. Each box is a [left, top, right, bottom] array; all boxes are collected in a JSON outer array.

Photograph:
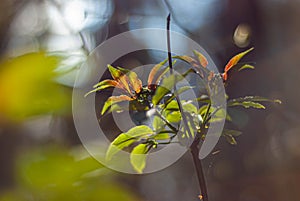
[[107, 65, 133, 96], [101, 95, 133, 115], [117, 67, 142, 94], [193, 50, 208, 67], [154, 65, 170, 85], [148, 59, 168, 86], [224, 47, 254, 72], [85, 79, 121, 97], [222, 72, 228, 81], [208, 71, 214, 81], [173, 55, 197, 64]]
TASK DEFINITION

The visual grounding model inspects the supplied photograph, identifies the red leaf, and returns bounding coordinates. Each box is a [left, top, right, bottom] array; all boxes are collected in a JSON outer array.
[[147, 59, 168, 87], [117, 67, 142, 94]]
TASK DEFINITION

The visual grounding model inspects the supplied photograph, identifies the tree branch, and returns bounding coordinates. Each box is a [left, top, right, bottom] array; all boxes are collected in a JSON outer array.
[[166, 14, 209, 201]]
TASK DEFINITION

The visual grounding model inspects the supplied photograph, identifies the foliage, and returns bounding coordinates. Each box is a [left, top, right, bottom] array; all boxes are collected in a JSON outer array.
[[0, 146, 139, 201], [86, 48, 281, 173]]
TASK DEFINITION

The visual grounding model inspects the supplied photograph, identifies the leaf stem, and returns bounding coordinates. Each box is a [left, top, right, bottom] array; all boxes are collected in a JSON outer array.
[[154, 109, 178, 133]]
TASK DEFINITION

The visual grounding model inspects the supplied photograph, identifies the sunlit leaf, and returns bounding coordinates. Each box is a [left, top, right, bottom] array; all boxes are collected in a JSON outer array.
[[153, 133, 170, 140], [130, 144, 149, 174], [166, 110, 181, 123], [126, 125, 154, 137], [193, 50, 208, 67], [101, 95, 132, 115], [152, 115, 165, 132], [106, 134, 136, 161], [152, 75, 175, 105]]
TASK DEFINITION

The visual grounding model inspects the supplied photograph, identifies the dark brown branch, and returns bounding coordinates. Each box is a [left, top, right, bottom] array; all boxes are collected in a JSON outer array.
[[166, 13, 209, 201]]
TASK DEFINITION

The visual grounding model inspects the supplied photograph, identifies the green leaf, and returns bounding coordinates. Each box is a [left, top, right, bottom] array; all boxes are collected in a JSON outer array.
[[163, 100, 181, 123], [222, 129, 242, 137], [222, 129, 242, 145], [228, 101, 266, 109], [101, 95, 132, 115], [130, 144, 149, 174], [106, 125, 154, 161], [165, 86, 194, 104], [228, 96, 282, 106], [198, 104, 211, 117], [153, 133, 170, 140], [209, 107, 227, 123], [165, 110, 181, 123], [126, 125, 154, 138], [225, 135, 237, 145], [106, 134, 136, 161], [152, 75, 175, 105], [182, 101, 198, 114], [152, 115, 165, 132], [238, 64, 255, 71]]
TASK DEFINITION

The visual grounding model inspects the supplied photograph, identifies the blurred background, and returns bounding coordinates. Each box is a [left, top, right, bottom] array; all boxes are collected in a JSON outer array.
[[0, 0, 299, 200]]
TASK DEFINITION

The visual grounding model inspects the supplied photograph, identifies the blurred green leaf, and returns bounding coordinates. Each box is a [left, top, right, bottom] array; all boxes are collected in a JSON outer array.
[[0, 52, 71, 121], [221, 129, 242, 145], [224, 134, 237, 145], [0, 146, 139, 201]]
